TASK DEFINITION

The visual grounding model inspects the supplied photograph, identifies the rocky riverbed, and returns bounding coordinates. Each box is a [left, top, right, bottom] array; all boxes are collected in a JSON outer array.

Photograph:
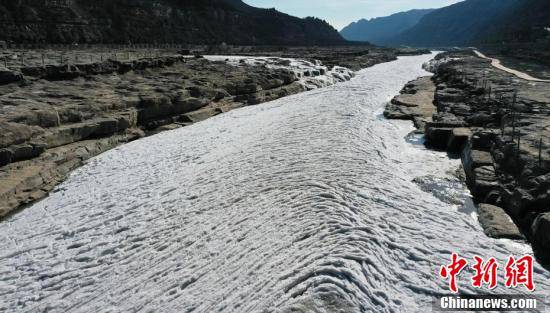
[[386, 50, 550, 264], [0, 47, 409, 219]]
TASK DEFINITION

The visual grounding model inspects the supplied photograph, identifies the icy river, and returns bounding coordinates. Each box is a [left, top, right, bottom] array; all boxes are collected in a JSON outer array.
[[1, 54, 549, 312]]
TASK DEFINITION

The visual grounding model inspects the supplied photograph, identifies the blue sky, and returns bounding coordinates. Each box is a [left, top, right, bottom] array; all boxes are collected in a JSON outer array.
[[244, 0, 463, 30]]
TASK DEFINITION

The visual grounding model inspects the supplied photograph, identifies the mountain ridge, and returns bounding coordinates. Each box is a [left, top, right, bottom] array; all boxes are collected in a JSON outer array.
[[340, 0, 549, 55], [390, 0, 523, 47], [340, 9, 434, 45], [0, 0, 346, 45]]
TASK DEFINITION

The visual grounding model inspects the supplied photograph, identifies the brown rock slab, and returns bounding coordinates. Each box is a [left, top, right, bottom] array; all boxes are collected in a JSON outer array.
[[384, 76, 436, 125], [477, 204, 523, 239], [182, 108, 222, 123]]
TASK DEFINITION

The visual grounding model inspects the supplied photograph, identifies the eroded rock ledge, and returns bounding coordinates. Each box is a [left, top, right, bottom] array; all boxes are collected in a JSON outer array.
[[384, 76, 436, 131], [388, 50, 550, 264]]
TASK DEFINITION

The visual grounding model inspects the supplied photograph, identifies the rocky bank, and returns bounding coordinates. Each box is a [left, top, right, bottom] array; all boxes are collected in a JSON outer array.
[[387, 50, 550, 264], [0, 46, 410, 219]]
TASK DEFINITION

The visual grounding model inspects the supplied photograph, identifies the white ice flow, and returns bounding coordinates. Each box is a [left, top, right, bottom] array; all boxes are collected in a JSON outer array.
[[1, 54, 549, 313], [204, 55, 355, 89]]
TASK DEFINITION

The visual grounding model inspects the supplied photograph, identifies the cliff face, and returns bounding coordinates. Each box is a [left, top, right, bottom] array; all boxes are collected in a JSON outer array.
[[0, 0, 346, 45]]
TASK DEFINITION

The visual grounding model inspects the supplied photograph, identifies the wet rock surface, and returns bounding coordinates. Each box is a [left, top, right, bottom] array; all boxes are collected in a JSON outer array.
[[389, 50, 550, 264]]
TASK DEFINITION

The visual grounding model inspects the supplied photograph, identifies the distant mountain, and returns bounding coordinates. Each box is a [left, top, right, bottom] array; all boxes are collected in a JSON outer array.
[[390, 0, 521, 47], [0, 0, 346, 45], [340, 9, 435, 45], [476, 0, 550, 64], [343, 0, 550, 50], [474, 0, 550, 45]]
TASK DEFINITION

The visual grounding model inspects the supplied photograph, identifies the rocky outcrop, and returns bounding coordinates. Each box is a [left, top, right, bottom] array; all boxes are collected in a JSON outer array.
[[18, 56, 185, 81], [0, 0, 345, 46], [384, 76, 436, 130], [477, 203, 523, 239], [0, 67, 22, 84], [422, 51, 550, 263], [461, 141, 500, 200]]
